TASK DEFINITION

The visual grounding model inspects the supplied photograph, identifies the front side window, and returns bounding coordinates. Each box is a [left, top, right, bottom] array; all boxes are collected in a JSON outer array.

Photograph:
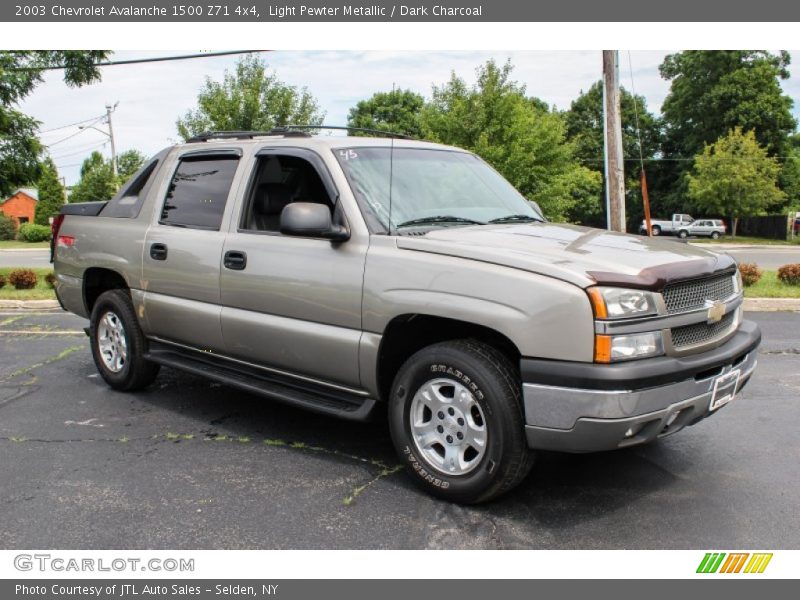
[[335, 147, 542, 232], [160, 156, 239, 230]]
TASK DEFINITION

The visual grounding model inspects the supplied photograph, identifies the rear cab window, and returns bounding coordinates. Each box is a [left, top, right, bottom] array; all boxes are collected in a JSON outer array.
[[159, 155, 240, 230]]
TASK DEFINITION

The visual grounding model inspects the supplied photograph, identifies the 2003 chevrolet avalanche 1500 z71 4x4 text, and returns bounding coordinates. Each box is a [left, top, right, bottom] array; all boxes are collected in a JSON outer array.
[[52, 129, 761, 503]]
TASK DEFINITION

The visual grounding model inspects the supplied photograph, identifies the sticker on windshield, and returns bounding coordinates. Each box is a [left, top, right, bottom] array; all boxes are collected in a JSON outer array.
[[339, 149, 359, 161]]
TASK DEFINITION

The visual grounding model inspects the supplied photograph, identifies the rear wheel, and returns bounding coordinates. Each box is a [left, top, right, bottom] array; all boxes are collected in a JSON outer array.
[[388, 339, 534, 504], [711, 231, 720, 240], [651, 225, 661, 236], [90, 290, 159, 391]]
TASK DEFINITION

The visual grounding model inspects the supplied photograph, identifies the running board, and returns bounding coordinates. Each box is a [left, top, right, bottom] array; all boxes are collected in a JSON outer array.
[[144, 343, 378, 422]]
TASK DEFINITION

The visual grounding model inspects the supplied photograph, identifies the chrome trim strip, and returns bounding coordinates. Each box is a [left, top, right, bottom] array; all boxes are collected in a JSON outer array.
[[148, 336, 371, 396]]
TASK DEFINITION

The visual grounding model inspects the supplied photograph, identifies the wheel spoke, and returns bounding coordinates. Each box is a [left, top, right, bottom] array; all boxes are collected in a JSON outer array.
[[96, 310, 127, 374]]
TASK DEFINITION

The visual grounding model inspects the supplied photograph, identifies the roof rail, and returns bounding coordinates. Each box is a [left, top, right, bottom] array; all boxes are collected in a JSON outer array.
[[186, 125, 412, 143]]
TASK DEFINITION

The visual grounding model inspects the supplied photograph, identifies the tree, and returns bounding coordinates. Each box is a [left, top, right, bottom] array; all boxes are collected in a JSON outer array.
[[660, 51, 795, 157], [347, 89, 425, 137], [34, 158, 65, 225], [564, 81, 662, 226], [177, 55, 325, 139], [69, 151, 117, 203], [687, 128, 785, 236], [117, 149, 147, 182], [0, 51, 109, 196], [420, 60, 601, 221]]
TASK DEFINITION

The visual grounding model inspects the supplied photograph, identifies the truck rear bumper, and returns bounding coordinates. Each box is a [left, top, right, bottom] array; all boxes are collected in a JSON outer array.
[[520, 320, 761, 453]]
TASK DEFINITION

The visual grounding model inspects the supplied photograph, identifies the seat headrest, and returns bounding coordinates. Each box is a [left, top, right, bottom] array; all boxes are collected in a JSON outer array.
[[254, 183, 293, 216]]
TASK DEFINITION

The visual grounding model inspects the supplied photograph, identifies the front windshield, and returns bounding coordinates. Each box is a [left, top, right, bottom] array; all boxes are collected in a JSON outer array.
[[335, 147, 543, 232]]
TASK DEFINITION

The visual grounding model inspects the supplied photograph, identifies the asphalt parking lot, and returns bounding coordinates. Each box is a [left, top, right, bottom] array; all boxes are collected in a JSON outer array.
[[0, 310, 798, 549]]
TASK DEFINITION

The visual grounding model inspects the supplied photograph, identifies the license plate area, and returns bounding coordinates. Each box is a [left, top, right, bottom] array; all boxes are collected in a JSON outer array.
[[710, 369, 741, 411]]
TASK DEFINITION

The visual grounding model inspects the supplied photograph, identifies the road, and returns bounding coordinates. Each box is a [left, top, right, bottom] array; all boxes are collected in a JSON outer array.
[[0, 310, 797, 549], [0, 249, 51, 268]]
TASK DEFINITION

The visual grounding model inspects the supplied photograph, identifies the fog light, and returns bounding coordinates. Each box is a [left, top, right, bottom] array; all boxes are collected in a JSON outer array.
[[665, 412, 679, 427]]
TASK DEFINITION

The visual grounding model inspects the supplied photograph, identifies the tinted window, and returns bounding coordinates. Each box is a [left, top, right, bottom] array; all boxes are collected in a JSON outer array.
[[160, 156, 239, 229], [101, 158, 160, 218]]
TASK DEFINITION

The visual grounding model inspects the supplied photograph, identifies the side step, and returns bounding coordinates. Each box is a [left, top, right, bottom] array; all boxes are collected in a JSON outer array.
[[144, 343, 378, 422]]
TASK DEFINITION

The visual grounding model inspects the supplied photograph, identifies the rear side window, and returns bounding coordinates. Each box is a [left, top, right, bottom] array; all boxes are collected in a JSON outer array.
[[100, 157, 161, 218], [160, 156, 239, 230]]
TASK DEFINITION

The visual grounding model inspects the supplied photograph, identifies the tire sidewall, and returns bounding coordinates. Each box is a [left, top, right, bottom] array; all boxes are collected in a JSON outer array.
[[90, 292, 137, 388], [388, 345, 517, 502]]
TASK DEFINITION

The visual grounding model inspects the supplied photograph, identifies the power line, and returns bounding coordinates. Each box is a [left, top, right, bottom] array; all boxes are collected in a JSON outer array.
[[45, 116, 106, 147], [38, 114, 106, 134], [11, 50, 266, 72], [49, 141, 108, 161]]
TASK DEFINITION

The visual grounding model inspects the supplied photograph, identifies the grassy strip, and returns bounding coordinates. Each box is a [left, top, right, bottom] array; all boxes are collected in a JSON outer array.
[[0, 240, 50, 249], [0, 267, 56, 300], [743, 270, 800, 298], [693, 235, 800, 246]]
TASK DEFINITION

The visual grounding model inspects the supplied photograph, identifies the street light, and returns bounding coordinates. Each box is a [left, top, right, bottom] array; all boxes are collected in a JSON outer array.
[[79, 102, 119, 178]]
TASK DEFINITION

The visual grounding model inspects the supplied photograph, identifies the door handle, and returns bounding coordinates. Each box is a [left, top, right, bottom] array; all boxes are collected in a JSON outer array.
[[224, 250, 247, 270], [150, 243, 168, 261]]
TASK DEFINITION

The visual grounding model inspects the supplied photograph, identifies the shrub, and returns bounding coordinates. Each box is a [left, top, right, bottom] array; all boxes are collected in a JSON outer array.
[[0, 214, 16, 241], [0, 273, 6, 288], [17, 223, 51, 243], [44, 272, 56, 288], [738, 263, 762, 287], [777, 263, 800, 286], [8, 268, 37, 290]]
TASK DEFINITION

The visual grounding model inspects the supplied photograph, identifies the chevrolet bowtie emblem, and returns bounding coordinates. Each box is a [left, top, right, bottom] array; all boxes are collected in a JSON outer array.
[[706, 300, 725, 323]]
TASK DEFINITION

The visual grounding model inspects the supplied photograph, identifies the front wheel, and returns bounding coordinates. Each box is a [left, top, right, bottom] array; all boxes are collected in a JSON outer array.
[[678, 229, 689, 239], [90, 289, 160, 391], [388, 340, 534, 504]]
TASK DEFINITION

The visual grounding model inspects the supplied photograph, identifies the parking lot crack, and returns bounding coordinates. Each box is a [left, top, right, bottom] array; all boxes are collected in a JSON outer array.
[[0, 345, 82, 384]]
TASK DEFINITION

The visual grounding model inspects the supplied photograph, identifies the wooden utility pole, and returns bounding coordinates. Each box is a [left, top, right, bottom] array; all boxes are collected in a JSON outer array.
[[603, 51, 626, 232]]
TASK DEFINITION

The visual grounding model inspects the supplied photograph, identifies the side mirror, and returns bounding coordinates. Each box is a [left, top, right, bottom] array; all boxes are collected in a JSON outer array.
[[527, 199, 545, 220], [280, 202, 350, 241]]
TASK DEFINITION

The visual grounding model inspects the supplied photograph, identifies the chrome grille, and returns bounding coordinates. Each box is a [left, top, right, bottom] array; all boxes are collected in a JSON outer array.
[[662, 273, 736, 314], [670, 311, 736, 348]]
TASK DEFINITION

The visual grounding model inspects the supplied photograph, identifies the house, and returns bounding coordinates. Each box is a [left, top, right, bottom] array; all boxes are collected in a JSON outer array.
[[0, 188, 38, 228]]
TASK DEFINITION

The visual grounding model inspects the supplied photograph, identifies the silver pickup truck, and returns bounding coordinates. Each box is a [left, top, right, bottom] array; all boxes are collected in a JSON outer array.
[[53, 130, 761, 503]]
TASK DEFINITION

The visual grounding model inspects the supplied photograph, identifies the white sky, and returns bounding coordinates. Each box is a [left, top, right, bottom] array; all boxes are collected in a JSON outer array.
[[17, 50, 800, 185]]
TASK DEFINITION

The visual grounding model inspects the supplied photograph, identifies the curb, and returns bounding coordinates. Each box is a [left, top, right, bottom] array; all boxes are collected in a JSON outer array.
[[0, 247, 50, 252], [690, 243, 800, 250], [0, 299, 60, 310]]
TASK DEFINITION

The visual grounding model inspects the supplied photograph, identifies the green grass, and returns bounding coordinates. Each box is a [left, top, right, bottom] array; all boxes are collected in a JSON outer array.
[[0, 240, 50, 249], [0, 267, 56, 300], [693, 235, 800, 245], [743, 270, 800, 298]]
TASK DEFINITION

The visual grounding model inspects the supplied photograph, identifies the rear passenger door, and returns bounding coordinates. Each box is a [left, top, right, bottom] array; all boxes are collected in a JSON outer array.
[[141, 149, 244, 352]]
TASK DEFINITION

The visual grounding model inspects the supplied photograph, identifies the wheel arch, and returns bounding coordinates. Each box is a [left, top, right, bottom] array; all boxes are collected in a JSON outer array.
[[83, 267, 130, 314]]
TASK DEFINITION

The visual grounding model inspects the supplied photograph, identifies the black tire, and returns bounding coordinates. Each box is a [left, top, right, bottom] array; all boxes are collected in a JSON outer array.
[[711, 231, 720, 240], [89, 289, 159, 391], [678, 229, 689, 239], [388, 339, 534, 504], [651, 225, 661, 236]]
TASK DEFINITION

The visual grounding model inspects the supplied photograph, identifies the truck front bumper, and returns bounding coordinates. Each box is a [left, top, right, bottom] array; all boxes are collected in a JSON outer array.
[[520, 320, 761, 453]]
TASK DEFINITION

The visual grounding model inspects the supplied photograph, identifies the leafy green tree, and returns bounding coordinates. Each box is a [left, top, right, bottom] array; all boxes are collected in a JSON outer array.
[[564, 81, 662, 226], [0, 51, 109, 196], [347, 89, 425, 137], [34, 158, 65, 225], [420, 60, 601, 221], [660, 51, 795, 157], [117, 149, 147, 182], [177, 55, 325, 140], [69, 151, 117, 203], [687, 128, 785, 236]]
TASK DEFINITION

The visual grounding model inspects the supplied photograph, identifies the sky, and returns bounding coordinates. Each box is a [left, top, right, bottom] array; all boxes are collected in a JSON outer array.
[[17, 50, 800, 186]]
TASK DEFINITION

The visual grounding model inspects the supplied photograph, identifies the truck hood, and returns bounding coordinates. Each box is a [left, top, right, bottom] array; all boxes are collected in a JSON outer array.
[[395, 222, 736, 289]]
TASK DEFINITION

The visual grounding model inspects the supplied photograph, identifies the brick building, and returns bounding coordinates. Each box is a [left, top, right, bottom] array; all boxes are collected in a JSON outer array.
[[0, 188, 38, 228]]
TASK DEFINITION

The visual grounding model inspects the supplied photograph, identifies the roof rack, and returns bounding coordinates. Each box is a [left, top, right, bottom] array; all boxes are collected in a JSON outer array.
[[186, 125, 412, 143]]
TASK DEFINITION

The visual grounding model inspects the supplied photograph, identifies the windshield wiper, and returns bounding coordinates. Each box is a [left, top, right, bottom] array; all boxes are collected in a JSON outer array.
[[488, 214, 543, 224], [396, 215, 486, 228]]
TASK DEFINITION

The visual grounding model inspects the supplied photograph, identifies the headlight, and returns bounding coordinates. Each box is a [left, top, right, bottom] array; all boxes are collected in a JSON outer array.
[[595, 331, 664, 363], [587, 287, 659, 319], [734, 269, 743, 294]]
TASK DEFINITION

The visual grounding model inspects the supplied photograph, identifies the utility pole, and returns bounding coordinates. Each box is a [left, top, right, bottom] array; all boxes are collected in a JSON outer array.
[[603, 51, 626, 232], [105, 102, 119, 179]]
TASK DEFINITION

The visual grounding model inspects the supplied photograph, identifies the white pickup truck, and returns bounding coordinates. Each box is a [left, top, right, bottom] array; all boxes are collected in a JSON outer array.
[[639, 214, 695, 236], [640, 215, 727, 239]]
